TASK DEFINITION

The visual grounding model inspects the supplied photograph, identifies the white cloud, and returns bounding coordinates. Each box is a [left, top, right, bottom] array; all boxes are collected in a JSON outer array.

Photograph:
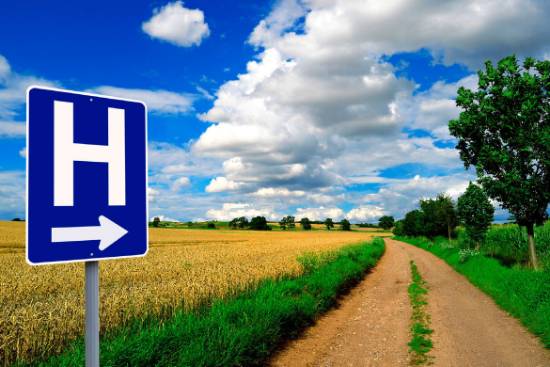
[[0, 54, 58, 121], [18, 147, 26, 158], [150, 214, 179, 222], [294, 207, 344, 221], [148, 187, 160, 202], [401, 75, 478, 140], [91, 86, 194, 114], [205, 176, 242, 193], [0, 171, 25, 219], [206, 203, 279, 221], [149, 141, 220, 177], [0, 121, 25, 138], [171, 176, 191, 191], [249, 0, 306, 47], [363, 174, 473, 219], [347, 206, 386, 222], [0, 55, 10, 80], [142, 1, 210, 47], [253, 187, 306, 198]]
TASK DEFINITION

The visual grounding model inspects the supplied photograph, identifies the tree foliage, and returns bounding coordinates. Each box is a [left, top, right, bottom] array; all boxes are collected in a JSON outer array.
[[449, 55, 550, 268], [249, 216, 270, 230], [152, 217, 160, 227], [457, 182, 495, 247], [324, 218, 334, 230], [402, 210, 425, 237], [393, 220, 405, 236], [378, 215, 395, 230], [300, 217, 312, 230], [340, 219, 351, 231], [279, 215, 296, 230], [229, 217, 249, 229], [420, 194, 458, 240]]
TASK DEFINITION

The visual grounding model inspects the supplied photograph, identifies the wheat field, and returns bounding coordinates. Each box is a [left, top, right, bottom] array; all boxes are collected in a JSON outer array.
[[0, 221, 387, 365]]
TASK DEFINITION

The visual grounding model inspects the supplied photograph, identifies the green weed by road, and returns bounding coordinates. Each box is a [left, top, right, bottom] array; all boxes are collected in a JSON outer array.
[[407, 261, 433, 365]]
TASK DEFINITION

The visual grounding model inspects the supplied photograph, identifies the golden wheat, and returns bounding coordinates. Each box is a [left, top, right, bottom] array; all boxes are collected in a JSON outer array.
[[0, 222, 387, 365]]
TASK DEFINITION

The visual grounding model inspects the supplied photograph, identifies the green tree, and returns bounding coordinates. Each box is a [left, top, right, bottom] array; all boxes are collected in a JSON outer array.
[[324, 218, 334, 230], [300, 217, 312, 230], [340, 219, 351, 231], [419, 194, 457, 239], [207, 221, 216, 229], [449, 55, 550, 269], [393, 220, 405, 236], [237, 216, 249, 229], [457, 182, 495, 249], [152, 217, 160, 228], [230, 217, 248, 229], [249, 216, 270, 230], [402, 210, 425, 236], [378, 215, 395, 230], [286, 216, 296, 230], [279, 215, 296, 230], [436, 194, 458, 241]]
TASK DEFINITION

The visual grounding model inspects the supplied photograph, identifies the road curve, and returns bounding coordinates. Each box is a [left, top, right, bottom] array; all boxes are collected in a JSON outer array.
[[270, 238, 550, 367]]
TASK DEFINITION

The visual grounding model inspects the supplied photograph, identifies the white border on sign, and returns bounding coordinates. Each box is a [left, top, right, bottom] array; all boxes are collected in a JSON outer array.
[[25, 85, 149, 266]]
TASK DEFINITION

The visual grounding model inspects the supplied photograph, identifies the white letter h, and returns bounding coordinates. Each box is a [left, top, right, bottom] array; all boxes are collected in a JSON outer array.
[[54, 101, 126, 206]]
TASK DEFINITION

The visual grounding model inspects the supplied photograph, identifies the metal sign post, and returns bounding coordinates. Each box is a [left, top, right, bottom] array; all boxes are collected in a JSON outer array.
[[85, 261, 100, 367]]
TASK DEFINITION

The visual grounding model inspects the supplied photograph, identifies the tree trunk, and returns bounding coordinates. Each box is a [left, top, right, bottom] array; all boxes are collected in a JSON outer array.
[[526, 223, 539, 270], [447, 222, 452, 242]]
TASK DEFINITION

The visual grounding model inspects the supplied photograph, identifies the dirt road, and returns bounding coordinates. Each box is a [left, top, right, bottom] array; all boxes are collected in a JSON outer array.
[[270, 238, 550, 367]]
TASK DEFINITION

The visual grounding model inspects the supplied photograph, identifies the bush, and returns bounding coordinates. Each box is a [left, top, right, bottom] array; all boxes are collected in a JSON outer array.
[[207, 222, 216, 229]]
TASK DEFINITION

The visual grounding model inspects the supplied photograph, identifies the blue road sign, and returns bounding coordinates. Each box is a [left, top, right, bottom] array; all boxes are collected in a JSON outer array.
[[26, 86, 148, 265]]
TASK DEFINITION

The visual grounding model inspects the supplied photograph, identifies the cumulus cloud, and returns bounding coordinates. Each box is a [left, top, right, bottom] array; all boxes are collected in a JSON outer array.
[[249, 0, 306, 47], [171, 176, 191, 191], [400, 75, 478, 140], [142, 1, 210, 47], [206, 203, 279, 221], [347, 206, 386, 222], [0, 171, 25, 219], [363, 174, 474, 219], [150, 214, 179, 222], [253, 187, 306, 198], [0, 121, 25, 138], [294, 207, 344, 221], [205, 177, 242, 193], [0, 54, 58, 122], [91, 86, 194, 114]]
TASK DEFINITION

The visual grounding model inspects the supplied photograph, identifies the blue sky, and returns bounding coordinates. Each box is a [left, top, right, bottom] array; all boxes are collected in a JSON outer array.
[[1, 0, 549, 222]]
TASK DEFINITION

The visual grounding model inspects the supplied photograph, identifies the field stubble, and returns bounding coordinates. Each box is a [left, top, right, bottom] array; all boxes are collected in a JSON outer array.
[[0, 222, 385, 365]]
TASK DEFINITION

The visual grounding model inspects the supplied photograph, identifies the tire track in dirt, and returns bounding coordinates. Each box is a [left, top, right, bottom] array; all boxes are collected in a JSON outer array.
[[271, 238, 412, 367], [270, 238, 550, 367]]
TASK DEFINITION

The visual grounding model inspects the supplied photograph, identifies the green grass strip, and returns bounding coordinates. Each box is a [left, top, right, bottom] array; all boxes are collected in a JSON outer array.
[[396, 236, 550, 349], [28, 238, 385, 367], [407, 261, 433, 365]]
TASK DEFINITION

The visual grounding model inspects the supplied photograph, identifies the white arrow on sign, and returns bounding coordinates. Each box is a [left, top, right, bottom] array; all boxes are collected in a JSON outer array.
[[51, 215, 128, 251]]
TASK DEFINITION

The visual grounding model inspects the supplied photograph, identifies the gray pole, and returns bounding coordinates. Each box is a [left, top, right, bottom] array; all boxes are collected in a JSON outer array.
[[85, 261, 100, 367]]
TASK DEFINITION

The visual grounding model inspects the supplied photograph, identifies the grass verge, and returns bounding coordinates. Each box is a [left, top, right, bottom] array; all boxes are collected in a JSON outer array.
[[395, 236, 550, 349], [29, 238, 385, 367], [407, 261, 433, 365]]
